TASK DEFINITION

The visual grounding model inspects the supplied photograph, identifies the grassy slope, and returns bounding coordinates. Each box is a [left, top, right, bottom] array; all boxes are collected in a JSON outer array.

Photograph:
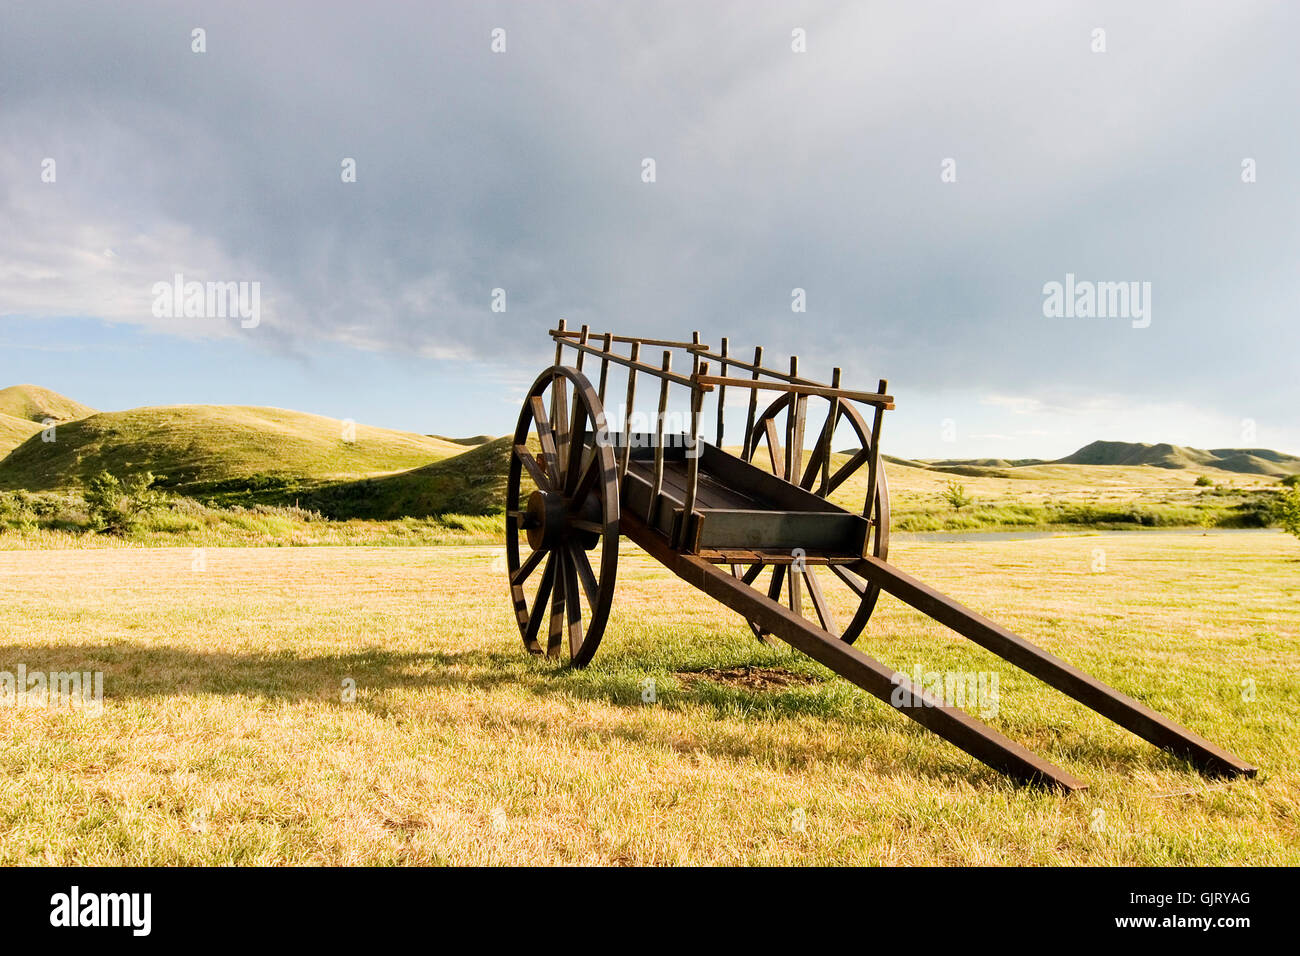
[[1056, 439, 1300, 476], [295, 437, 513, 518], [0, 413, 40, 457], [0, 405, 466, 493], [0, 532, 1292, 864], [0, 384, 97, 423], [430, 434, 495, 446]]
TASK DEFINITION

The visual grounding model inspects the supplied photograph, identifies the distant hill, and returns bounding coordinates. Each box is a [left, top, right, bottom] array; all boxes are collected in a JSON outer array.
[[1054, 440, 1300, 476], [0, 404, 466, 492], [295, 437, 512, 518], [0, 413, 41, 456], [0, 385, 96, 424], [892, 441, 1300, 479], [430, 434, 496, 447]]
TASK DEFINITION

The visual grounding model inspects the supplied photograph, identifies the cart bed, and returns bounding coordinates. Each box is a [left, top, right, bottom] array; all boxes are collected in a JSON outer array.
[[617, 438, 870, 559]]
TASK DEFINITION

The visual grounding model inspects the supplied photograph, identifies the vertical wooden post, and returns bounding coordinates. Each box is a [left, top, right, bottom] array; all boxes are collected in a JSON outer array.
[[690, 330, 701, 377], [681, 361, 708, 548], [742, 346, 762, 461], [864, 378, 887, 535], [619, 341, 640, 481], [597, 332, 612, 405], [715, 337, 728, 448], [649, 351, 672, 523], [820, 368, 841, 495], [575, 324, 589, 371], [785, 356, 801, 483], [551, 320, 568, 444]]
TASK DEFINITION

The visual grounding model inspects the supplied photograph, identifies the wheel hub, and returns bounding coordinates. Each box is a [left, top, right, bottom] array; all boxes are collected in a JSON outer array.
[[524, 489, 569, 551]]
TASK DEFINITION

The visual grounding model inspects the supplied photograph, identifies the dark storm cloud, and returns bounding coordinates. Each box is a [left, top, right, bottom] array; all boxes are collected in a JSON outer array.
[[1, 1, 1297, 422]]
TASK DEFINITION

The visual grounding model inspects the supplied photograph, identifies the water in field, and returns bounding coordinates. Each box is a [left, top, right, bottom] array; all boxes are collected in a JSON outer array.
[[895, 528, 1282, 543]]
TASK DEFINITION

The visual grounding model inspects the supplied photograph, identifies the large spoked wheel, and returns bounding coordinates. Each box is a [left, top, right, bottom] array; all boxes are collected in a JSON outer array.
[[731, 393, 890, 646], [506, 366, 619, 667]]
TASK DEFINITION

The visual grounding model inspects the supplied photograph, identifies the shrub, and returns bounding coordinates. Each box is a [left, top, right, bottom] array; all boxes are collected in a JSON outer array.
[[85, 471, 168, 534], [1279, 485, 1300, 541], [1194, 475, 1214, 487], [943, 481, 973, 512], [0, 491, 38, 533], [1281, 474, 1300, 488]]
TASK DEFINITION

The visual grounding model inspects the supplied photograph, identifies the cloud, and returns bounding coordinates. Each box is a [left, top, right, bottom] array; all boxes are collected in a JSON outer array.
[[1, 0, 1296, 448]]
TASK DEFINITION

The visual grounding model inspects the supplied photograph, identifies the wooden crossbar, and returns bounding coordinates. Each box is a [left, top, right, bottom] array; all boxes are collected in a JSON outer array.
[[848, 555, 1258, 779], [620, 511, 1088, 792]]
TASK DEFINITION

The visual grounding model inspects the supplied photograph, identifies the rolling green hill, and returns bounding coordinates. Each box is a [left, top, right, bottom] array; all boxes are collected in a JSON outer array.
[[0, 384, 97, 424], [1055, 440, 1300, 476], [901, 441, 1300, 479], [430, 434, 495, 446], [293, 436, 512, 518], [0, 404, 467, 493], [0, 413, 41, 456]]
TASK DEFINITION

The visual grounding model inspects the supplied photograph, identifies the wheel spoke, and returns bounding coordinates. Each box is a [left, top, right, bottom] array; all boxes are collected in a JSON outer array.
[[568, 453, 601, 513], [828, 447, 870, 494], [565, 391, 588, 495], [562, 549, 584, 659], [763, 418, 785, 479], [569, 544, 600, 608], [788, 565, 803, 616], [804, 567, 839, 633], [829, 562, 869, 597], [514, 444, 555, 493], [766, 563, 786, 603], [511, 546, 547, 587], [551, 377, 571, 485], [547, 553, 566, 657], [570, 518, 604, 535], [799, 403, 836, 490], [523, 554, 558, 653], [529, 396, 561, 481]]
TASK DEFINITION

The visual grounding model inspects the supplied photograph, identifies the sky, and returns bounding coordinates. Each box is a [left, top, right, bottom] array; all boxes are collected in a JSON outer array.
[[1, 0, 1297, 459]]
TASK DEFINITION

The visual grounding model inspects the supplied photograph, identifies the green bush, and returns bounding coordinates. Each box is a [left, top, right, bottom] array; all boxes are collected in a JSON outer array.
[[84, 470, 168, 535], [943, 481, 973, 512], [1278, 485, 1300, 541], [1194, 475, 1215, 487], [0, 491, 39, 533]]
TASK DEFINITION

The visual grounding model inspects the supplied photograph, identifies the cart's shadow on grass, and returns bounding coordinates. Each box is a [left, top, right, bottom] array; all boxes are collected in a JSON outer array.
[[0, 639, 1194, 785]]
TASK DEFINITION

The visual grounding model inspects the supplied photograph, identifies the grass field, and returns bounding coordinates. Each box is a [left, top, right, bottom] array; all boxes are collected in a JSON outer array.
[[0, 531, 1294, 865]]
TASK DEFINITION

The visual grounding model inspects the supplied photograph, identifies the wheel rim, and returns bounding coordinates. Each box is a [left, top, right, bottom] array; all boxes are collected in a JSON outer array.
[[505, 365, 619, 667], [730, 393, 889, 645]]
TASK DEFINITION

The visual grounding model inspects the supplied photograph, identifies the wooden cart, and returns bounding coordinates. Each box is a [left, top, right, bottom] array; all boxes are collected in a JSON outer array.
[[504, 322, 1256, 791]]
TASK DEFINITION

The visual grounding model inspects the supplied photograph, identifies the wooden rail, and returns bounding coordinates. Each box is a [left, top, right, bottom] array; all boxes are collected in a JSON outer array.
[[551, 321, 894, 544], [620, 510, 1088, 791]]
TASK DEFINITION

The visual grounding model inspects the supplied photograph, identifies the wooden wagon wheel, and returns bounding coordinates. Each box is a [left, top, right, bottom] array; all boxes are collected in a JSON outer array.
[[505, 365, 619, 667], [732, 393, 890, 646]]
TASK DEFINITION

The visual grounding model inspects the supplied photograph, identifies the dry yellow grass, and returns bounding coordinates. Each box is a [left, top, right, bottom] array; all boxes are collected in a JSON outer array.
[[0, 532, 1295, 865]]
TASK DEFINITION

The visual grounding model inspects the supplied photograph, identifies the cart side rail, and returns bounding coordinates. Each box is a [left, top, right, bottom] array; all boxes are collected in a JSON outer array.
[[550, 320, 894, 536]]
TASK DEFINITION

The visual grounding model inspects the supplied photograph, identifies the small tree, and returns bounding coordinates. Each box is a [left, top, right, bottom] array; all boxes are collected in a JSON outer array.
[[1279, 485, 1300, 542], [85, 471, 166, 534], [944, 480, 973, 512]]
